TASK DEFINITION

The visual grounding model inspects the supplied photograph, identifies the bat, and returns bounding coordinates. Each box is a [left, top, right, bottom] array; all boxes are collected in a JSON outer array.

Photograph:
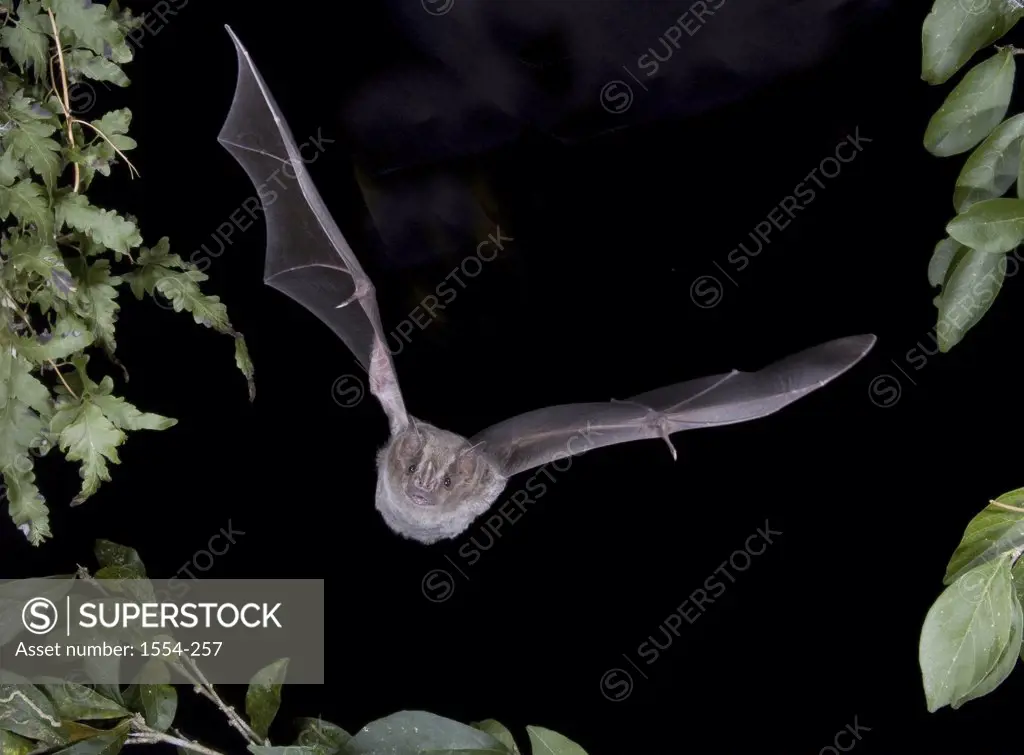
[[216, 26, 877, 545]]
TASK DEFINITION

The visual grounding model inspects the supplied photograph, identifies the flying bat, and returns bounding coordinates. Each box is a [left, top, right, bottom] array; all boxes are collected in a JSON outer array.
[[216, 26, 876, 545]]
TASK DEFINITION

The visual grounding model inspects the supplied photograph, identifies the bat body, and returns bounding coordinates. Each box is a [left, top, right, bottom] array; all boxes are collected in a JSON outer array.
[[217, 27, 877, 545]]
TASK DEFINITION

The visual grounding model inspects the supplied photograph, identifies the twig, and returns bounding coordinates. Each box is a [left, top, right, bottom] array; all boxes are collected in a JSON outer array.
[[47, 10, 80, 192], [171, 657, 265, 746], [72, 118, 140, 178], [128, 716, 226, 755]]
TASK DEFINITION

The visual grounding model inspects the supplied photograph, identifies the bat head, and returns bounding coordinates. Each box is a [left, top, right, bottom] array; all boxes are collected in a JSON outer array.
[[374, 419, 507, 544]]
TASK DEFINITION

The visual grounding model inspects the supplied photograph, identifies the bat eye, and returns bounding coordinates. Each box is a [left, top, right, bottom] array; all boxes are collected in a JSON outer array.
[[407, 464, 416, 474], [443, 476, 451, 488]]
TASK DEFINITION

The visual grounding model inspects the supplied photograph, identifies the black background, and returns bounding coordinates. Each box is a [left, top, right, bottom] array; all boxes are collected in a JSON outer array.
[[5, 0, 1024, 753]]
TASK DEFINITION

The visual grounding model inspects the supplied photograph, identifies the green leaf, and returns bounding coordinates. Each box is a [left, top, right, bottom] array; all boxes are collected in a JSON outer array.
[[952, 588, 1023, 705], [954, 113, 1024, 211], [3, 92, 62, 191], [947, 196, 1024, 252], [0, 1, 51, 80], [0, 575, 73, 646], [944, 490, 1024, 584], [294, 718, 351, 755], [46, 0, 132, 63], [0, 149, 26, 187], [472, 722, 519, 755], [38, 679, 131, 721], [94, 540, 146, 575], [922, 0, 1024, 85], [924, 49, 1016, 157], [4, 232, 74, 298], [525, 728, 586, 755], [0, 671, 67, 745], [123, 684, 175, 732], [0, 730, 35, 755], [15, 314, 95, 363], [56, 194, 142, 256], [245, 658, 289, 740], [920, 553, 1018, 711], [235, 334, 255, 401], [928, 237, 963, 288], [67, 49, 128, 87], [343, 712, 508, 755], [0, 178, 54, 238], [90, 110, 136, 151], [0, 348, 54, 544], [935, 243, 1005, 351], [52, 401, 123, 506], [47, 719, 129, 755], [67, 257, 122, 353]]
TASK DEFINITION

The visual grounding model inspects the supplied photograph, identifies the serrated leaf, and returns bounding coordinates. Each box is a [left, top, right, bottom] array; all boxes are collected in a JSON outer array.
[[245, 658, 288, 740], [0, 2, 52, 80], [924, 49, 1016, 157], [936, 243, 1004, 351], [922, 0, 1024, 85], [94, 539, 145, 574], [52, 400, 122, 505], [3, 100, 62, 191], [0, 348, 53, 544], [16, 314, 95, 363], [0, 150, 25, 187], [67, 49, 128, 87], [472, 721, 518, 754], [38, 679, 131, 721], [90, 109, 135, 151], [0, 671, 66, 745], [89, 391, 174, 431], [944, 490, 1024, 584], [0, 178, 54, 238], [235, 334, 255, 401], [56, 194, 142, 256], [947, 196, 1024, 252], [929, 237, 963, 288], [46, 0, 132, 63], [954, 113, 1024, 211], [525, 728, 586, 755], [920, 553, 1018, 712], [5, 232, 74, 297], [294, 718, 351, 755], [66, 257, 120, 352], [343, 712, 507, 755]]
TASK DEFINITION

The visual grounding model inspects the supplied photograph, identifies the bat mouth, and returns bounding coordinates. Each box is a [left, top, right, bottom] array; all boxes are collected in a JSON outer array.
[[408, 492, 432, 506]]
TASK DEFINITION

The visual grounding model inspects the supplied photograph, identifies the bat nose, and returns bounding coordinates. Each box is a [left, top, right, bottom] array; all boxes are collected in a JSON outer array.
[[407, 484, 431, 506]]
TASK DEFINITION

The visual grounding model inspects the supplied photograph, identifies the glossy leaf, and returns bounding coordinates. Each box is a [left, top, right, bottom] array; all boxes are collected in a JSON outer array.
[[924, 49, 1015, 157], [951, 588, 1023, 706], [920, 554, 1018, 711], [935, 244, 1005, 351], [342, 711, 507, 755], [947, 197, 1024, 252], [123, 684, 175, 732], [48, 719, 129, 755], [0, 671, 66, 745], [928, 237, 964, 287], [38, 679, 130, 721], [0, 730, 34, 755], [922, 0, 1024, 84], [245, 658, 289, 740], [954, 113, 1024, 211], [94, 540, 146, 575], [294, 718, 351, 754], [525, 727, 588, 755], [472, 721, 519, 755], [944, 490, 1024, 584]]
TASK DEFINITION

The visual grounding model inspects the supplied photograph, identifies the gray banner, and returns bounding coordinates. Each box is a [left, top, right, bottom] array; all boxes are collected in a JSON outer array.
[[0, 578, 323, 684]]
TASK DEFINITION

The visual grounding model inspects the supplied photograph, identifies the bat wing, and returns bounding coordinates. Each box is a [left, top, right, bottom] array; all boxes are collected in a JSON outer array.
[[216, 26, 409, 433], [470, 334, 875, 477]]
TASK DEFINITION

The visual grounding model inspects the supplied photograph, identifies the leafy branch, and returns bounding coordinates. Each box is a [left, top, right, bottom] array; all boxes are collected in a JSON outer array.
[[918, 487, 1024, 711], [921, 0, 1024, 349], [0, 539, 593, 755], [0, 0, 255, 546]]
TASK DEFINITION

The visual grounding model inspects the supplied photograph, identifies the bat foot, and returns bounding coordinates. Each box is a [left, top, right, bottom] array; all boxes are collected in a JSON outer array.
[[661, 432, 678, 462]]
